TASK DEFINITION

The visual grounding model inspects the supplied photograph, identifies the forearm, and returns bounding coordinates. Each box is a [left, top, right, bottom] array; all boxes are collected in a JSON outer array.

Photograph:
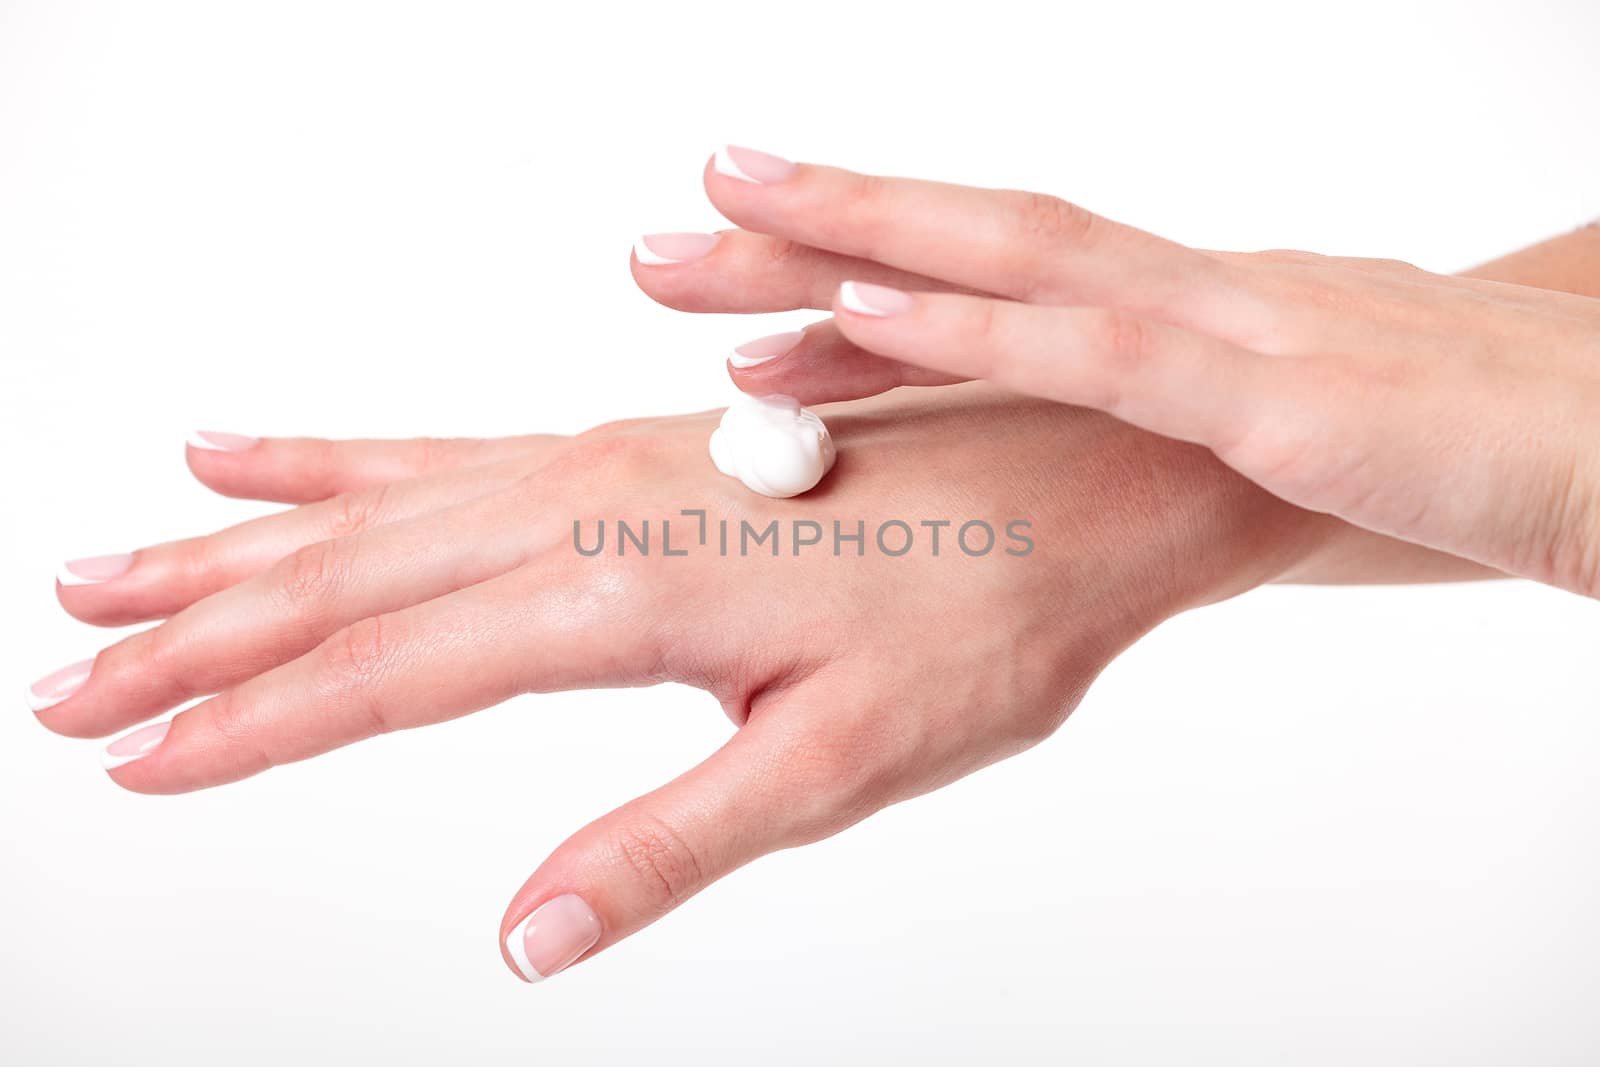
[[1459, 220, 1600, 296]]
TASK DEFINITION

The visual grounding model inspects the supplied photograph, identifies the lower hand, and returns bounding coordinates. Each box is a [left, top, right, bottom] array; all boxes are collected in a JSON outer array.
[[33, 385, 1332, 980]]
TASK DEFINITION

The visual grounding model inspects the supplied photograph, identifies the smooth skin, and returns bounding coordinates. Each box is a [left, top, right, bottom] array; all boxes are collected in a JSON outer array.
[[38, 384, 1352, 980], [37, 149, 1596, 982], [663, 147, 1600, 597]]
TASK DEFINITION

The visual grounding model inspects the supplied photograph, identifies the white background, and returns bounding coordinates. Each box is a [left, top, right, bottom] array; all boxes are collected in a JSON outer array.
[[2, 1, 1598, 1063]]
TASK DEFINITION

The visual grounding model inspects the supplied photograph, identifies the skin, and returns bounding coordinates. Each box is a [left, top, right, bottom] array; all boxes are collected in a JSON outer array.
[[40, 384, 1344, 979], [664, 151, 1600, 596], [39, 151, 1598, 980]]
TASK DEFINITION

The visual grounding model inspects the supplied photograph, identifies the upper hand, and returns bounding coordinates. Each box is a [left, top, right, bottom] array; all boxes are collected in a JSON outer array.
[[632, 147, 1600, 595]]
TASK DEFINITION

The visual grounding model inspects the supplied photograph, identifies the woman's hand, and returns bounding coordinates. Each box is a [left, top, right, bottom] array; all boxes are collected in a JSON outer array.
[[633, 147, 1600, 594], [32, 385, 1333, 980]]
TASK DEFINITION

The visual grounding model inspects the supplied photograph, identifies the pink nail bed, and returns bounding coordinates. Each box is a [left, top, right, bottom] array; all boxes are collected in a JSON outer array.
[[101, 722, 171, 771], [504, 894, 603, 983], [712, 144, 796, 185], [58, 553, 134, 587], [26, 658, 94, 713], [634, 232, 720, 266]]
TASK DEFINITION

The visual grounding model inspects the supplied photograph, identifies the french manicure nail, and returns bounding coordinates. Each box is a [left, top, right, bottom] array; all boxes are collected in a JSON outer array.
[[58, 553, 135, 587], [712, 144, 796, 185], [101, 721, 170, 771], [26, 659, 94, 713], [839, 280, 915, 318], [634, 232, 721, 266], [187, 430, 260, 452], [504, 894, 603, 983], [730, 330, 805, 369]]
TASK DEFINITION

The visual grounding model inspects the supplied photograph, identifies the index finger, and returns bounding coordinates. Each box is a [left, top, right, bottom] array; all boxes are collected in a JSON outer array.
[[703, 146, 1246, 331]]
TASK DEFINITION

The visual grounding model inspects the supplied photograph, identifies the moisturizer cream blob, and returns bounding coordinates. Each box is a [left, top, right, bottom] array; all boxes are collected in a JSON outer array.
[[708, 394, 836, 498]]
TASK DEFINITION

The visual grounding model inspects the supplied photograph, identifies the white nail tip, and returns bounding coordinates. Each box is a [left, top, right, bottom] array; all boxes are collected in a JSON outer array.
[[632, 237, 677, 266], [729, 331, 804, 369], [101, 749, 147, 771], [185, 431, 229, 451], [100, 724, 170, 771], [838, 281, 889, 317], [504, 915, 544, 984], [713, 144, 760, 184], [26, 688, 71, 714], [27, 660, 93, 712], [56, 562, 104, 587]]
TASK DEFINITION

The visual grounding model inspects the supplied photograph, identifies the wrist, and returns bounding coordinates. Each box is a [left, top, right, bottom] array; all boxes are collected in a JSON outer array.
[[1058, 429, 1340, 647]]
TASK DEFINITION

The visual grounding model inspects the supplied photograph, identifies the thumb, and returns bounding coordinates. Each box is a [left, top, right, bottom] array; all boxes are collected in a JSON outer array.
[[498, 706, 857, 983]]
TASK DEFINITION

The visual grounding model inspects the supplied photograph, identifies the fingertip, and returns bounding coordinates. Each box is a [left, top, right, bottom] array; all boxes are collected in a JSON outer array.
[[185, 432, 277, 500], [54, 553, 162, 627], [53, 589, 141, 628], [629, 252, 725, 314], [500, 893, 605, 984]]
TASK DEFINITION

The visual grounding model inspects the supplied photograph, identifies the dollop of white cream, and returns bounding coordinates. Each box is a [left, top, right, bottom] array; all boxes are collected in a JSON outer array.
[[708, 394, 836, 498]]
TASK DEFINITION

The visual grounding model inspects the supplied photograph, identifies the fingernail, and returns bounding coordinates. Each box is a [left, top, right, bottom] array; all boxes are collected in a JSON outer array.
[[730, 330, 805, 369], [634, 232, 720, 266], [839, 280, 915, 318], [187, 430, 260, 452], [504, 894, 603, 983], [712, 144, 796, 185], [58, 553, 134, 587], [26, 659, 94, 713], [101, 721, 170, 771]]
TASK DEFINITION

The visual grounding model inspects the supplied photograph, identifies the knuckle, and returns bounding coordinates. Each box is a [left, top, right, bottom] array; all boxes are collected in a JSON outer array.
[[963, 296, 1002, 344], [607, 814, 706, 913], [99, 625, 183, 703], [1354, 256, 1421, 276], [140, 619, 193, 690], [829, 170, 895, 257], [1093, 307, 1149, 367], [1006, 190, 1097, 246], [198, 692, 276, 777], [1230, 424, 1320, 498], [1214, 368, 1337, 500], [551, 535, 667, 630], [409, 436, 453, 475], [1076, 308, 1149, 413], [276, 538, 349, 614], [322, 484, 391, 540], [1245, 248, 1327, 268], [299, 437, 341, 488], [543, 433, 663, 488], [951, 299, 1006, 381], [843, 167, 889, 208], [318, 615, 394, 726], [171, 534, 225, 591], [760, 236, 809, 272]]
